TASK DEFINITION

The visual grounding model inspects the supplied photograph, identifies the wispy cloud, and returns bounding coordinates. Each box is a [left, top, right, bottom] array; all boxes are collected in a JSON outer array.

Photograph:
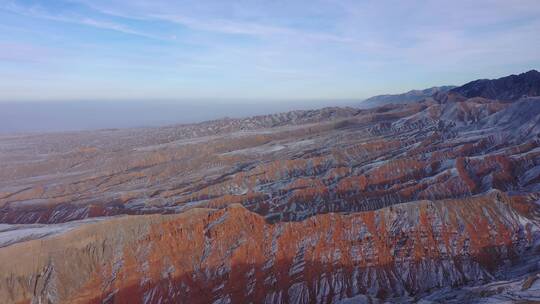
[[253, 65, 321, 78], [62, 0, 356, 44], [0, 0, 539, 101], [0, 1, 171, 40], [149, 12, 356, 44]]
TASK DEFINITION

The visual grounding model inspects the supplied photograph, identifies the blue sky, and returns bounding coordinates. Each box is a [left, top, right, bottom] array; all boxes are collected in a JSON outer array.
[[1, 0, 540, 102]]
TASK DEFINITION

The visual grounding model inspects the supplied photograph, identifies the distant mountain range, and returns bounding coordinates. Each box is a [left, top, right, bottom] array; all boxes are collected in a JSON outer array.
[[449, 69, 540, 101], [359, 86, 456, 108], [360, 69, 540, 108]]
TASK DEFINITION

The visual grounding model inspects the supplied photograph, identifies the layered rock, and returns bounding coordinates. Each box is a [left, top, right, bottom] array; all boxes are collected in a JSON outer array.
[[1, 71, 540, 303], [0, 191, 538, 304], [1, 97, 538, 225]]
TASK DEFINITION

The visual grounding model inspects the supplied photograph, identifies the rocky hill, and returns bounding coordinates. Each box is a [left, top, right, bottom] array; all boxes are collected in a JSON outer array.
[[359, 86, 455, 108], [0, 71, 539, 303], [1, 192, 538, 303], [449, 69, 540, 101]]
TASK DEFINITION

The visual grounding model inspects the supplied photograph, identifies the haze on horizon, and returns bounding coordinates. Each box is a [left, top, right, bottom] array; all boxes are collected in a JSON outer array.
[[1, 0, 540, 103]]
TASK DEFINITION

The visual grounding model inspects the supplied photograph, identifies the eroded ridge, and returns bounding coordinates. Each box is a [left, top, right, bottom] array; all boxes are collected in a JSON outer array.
[[0, 191, 538, 303], [1, 97, 539, 224]]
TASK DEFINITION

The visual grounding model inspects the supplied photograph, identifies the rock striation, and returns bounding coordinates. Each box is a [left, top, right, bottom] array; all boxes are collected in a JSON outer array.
[[1, 97, 538, 225], [0, 71, 540, 303], [0, 191, 538, 304]]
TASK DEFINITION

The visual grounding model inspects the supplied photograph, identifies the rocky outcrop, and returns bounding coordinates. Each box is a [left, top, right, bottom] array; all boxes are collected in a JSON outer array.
[[0, 191, 538, 304], [1, 71, 540, 303], [2, 96, 539, 225], [449, 69, 540, 101], [359, 86, 456, 109]]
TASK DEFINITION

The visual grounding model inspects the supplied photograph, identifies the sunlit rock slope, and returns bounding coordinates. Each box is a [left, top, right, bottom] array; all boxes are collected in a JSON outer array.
[[0, 70, 539, 303]]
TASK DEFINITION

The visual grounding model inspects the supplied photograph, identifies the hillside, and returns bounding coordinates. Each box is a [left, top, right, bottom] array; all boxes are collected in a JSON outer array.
[[450, 69, 540, 101], [359, 86, 455, 108], [0, 71, 539, 303]]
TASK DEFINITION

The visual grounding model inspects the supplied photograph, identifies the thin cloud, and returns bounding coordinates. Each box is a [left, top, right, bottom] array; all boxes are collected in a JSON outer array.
[[253, 65, 321, 78], [65, 0, 356, 43], [0, 2, 170, 41], [1, 0, 539, 101]]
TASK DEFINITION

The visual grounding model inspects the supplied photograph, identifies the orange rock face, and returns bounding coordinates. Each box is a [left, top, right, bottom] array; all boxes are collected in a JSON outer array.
[[0, 90, 539, 302], [0, 191, 537, 304], [1, 98, 538, 225]]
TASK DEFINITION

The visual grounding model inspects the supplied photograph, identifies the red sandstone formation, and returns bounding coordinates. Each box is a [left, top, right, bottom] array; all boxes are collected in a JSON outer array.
[[1, 72, 540, 303], [0, 191, 538, 304]]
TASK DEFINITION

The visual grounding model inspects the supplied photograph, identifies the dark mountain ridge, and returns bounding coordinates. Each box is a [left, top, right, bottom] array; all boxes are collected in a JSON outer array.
[[449, 69, 540, 101], [361, 69, 540, 108]]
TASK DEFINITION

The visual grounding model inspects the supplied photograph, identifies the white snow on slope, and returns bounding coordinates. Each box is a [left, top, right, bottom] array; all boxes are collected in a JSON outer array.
[[0, 217, 113, 248]]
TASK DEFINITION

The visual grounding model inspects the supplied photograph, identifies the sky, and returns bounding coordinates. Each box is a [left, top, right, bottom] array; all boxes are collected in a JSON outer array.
[[1, 0, 540, 102]]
